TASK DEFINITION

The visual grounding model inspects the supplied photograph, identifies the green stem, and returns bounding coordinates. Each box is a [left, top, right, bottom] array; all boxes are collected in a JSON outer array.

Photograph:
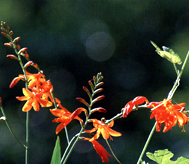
[[60, 134, 79, 163], [136, 122, 157, 164], [12, 41, 30, 164], [0, 105, 27, 148], [50, 92, 69, 144], [25, 112, 29, 164], [173, 63, 179, 76], [61, 119, 89, 164], [106, 139, 121, 164]]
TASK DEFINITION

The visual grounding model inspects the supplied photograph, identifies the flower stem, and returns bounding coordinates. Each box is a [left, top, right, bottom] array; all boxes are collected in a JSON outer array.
[[50, 92, 69, 144], [106, 139, 121, 164], [136, 122, 157, 164], [12, 40, 30, 164], [0, 105, 27, 148], [25, 112, 29, 164]]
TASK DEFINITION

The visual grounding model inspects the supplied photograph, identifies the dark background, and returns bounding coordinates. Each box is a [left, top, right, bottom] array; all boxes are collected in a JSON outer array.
[[0, 0, 189, 163]]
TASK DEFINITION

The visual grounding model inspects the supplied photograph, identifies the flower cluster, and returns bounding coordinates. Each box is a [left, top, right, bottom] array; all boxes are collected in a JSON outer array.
[[12, 71, 55, 112], [147, 99, 188, 132], [122, 96, 188, 133]]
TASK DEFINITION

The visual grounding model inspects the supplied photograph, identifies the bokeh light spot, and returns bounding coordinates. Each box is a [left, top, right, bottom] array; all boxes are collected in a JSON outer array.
[[85, 32, 116, 62]]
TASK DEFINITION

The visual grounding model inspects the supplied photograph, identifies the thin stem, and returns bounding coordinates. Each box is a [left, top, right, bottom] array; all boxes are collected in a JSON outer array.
[[61, 118, 89, 164], [173, 63, 179, 76], [25, 112, 29, 164], [60, 134, 79, 163], [50, 92, 69, 144], [137, 122, 157, 164], [106, 139, 121, 164], [0, 105, 27, 148], [12, 40, 30, 164]]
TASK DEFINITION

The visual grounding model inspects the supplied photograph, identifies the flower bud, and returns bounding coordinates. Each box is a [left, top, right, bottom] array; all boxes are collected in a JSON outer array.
[[24, 61, 34, 68], [6, 54, 18, 60], [13, 37, 21, 43], [9, 30, 13, 36], [24, 51, 30, 61], [18, 47, 27, 55], [0, 116, 6, 121], [4, 42, 13, 48], [0, 97, 2, 106]]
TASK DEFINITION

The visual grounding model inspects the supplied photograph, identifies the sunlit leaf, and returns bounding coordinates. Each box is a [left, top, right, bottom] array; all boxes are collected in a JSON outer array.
[[146, 149, 174, 164], [146, 149, 189, 164], [151, 41, 182, 65]]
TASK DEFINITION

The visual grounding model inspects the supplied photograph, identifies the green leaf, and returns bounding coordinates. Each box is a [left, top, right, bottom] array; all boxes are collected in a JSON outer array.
[[51, 136, 61, 164], [175, 157, 189, 164], [146, 149, 174, 164], [146, 149, 189, 164], [150, 41, 182, 65]]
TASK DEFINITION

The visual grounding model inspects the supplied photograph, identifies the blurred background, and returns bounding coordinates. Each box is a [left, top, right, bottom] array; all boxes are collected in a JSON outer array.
[[0, 0, 189, 163]]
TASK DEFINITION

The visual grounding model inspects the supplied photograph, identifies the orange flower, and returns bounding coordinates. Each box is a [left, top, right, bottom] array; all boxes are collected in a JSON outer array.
[[147, 99, 188, 132], [122, 96, 149, 118], [50, 105, 87, 134], [27, 72, 46, 91], [85, 119, 122, 140], [16, 88, 53, 112], [83, 137, 111, 163], [9, 71, 46, 90]]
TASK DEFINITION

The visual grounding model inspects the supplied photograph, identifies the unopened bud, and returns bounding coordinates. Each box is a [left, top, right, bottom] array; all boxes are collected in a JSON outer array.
[[92, 95, 105, 105], [101, 117, 106, 123], [24, 51, 30, 61], [24, 61, 34, 68], [17, 44, 21, 50], [1, 32, 7, 37], [1, 27, 6, 32], [13, 37, 21, 43], [0, 97, 2, 106], [0, 116, 6, 121], [9, 30, 13, 36], [4, 42, 13, 48], [18, 47, 27, 55], [6, 55, 18, 60]]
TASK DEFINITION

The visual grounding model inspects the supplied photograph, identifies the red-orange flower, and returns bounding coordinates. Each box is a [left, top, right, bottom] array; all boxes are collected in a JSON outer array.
[[83, 137, 112, 163], [85, 119, 122, 140], [50, 105, 87, 134], [147, 99, 188, 132], [9, 71, 46, 90], [16, 88, 53, 112], [122, 96, 149, 118]]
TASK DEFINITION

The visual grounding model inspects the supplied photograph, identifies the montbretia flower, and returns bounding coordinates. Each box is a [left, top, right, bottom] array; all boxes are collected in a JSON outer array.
[[83, 137, 111, 163], [85, 119, 122, 141], [50, 105, 87, 134], [9, 71, 46, 90], [147, 99, 188, 132], [16, 88, 53, 112], [122, 96, 149, 118]]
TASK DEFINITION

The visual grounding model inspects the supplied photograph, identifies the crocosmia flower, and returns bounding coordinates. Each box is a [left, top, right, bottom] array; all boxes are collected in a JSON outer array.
[[50, 104, 87, 134], [83, 137, 112, 163], [147, 99, 188, 132], [85, 119, 122, 140], [122, 96, 149, 118], [16, 88, 53, 112]]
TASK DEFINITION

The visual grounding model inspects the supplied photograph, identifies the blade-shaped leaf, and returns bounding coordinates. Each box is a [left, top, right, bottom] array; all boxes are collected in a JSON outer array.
[[51, 136, 61, 164]]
